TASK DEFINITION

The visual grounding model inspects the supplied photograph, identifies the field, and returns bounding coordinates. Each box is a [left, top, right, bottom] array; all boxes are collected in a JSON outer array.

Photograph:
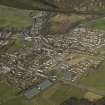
[[84, 92, 102, 101], [0, 36, 33, 54], [0, 81, 86, 105], [83, 18, 105, 30], [0, 81, 31, 105], [0, 5, 32, 28], [7, 37, 32, 53], [0, 0, 53, 11], [79, 60, 105, 92]]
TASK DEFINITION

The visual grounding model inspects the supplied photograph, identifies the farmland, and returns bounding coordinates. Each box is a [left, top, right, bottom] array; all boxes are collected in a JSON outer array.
[[0, 81, 86, 105]]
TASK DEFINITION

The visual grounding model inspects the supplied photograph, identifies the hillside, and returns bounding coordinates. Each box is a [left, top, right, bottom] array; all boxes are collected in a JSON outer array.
[[0, 5, 32, 28], [0, 0, 105, 15], [0, 0, 55, 10]]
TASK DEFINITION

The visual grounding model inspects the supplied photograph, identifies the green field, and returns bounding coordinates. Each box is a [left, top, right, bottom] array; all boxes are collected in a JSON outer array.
[[0, 37, 32, 54], [0, 82, 86, 105], [50, 83, 85, 104], [79, 19, 105, 92], [0, 81, 31, 105], [83, 18, 105, 30], [0, 0, 53, 11], [79, 60, 105, 91], [6, 37, 32, 53], [0, 5, 32, 28]]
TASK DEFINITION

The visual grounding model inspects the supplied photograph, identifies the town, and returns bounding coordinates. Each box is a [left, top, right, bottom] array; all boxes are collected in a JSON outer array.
[[0, 11, 105, 99]]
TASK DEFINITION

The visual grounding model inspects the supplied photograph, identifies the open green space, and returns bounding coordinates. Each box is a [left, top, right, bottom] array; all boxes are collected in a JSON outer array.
[[79, 60, 105, 91], [50, 83, 85, 104], [0, 81, 31, 105], [30, 83, 86, 105], [83, 18, 105, 30], [6, 37, 32, 53], [0, 0, 54, 11], [0, 34, 33, 54], [0, 5, 32, 28], [0, 81, 86, 105]]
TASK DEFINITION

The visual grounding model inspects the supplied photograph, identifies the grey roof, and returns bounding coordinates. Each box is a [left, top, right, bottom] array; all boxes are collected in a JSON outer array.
[[64, 71, 72, 80], [23, 79, 54, 99], [38, 79, 53, 90], [24, 87, 40, 99]]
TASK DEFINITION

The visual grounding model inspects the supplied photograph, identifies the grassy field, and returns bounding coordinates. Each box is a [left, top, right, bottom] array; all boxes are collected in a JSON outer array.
[[0, 0, 54, 11], [6, 37, 32, 53], [0, 5, 32, 28], [25, 83, 86, 105], [84, 92, 103, 101], [83, 18, 105, 30], [0, 37, 32, 54], [50, 83, 85, 104], [0, 81, 31, 105], [0, 81, 86, 105], [79, 60, 105, 91]]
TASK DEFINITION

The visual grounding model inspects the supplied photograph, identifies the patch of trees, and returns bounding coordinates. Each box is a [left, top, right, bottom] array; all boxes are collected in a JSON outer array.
[[60, 97, 105, 105]]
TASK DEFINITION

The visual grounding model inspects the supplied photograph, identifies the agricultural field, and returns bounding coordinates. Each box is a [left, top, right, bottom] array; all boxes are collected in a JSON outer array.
[[0, 81, 30, 105], [0, 36, 32, 54], [0, 5, 32, 28], [79, 59, 105, 92], [83, 18, 105, 30], [6, 37, 32, 53], [0, 81, 86, 105]]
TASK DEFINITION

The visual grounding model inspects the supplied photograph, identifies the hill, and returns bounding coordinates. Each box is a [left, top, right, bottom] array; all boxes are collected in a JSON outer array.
[[0, 5, 32, 28]]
